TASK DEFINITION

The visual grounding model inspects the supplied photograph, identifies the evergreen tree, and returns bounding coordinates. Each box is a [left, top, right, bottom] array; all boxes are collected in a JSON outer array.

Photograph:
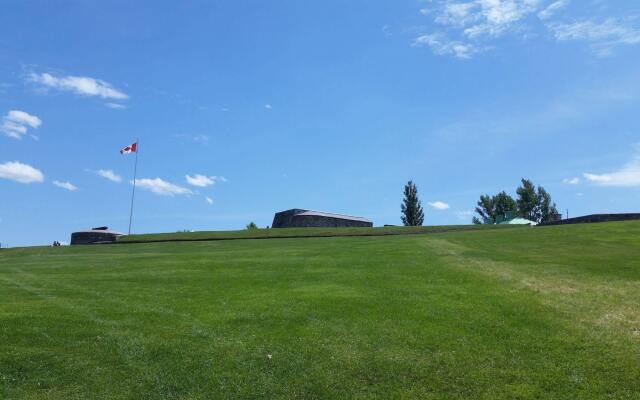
[[401, 180, 424, 226]]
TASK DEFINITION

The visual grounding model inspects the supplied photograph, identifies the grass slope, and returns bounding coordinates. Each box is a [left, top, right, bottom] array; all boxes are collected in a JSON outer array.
[[119, 224, 521, 243], [1, 222, 639, 399]]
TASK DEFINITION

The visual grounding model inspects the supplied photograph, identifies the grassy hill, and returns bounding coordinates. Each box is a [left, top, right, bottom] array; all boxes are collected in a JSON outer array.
[[119, 223, 521, 243], [1, 222, 639, 399]]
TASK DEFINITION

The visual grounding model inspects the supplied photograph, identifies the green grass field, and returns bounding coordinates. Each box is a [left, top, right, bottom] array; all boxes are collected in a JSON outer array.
[[1, 222, 639, 399], [119, 223, 521, 243]]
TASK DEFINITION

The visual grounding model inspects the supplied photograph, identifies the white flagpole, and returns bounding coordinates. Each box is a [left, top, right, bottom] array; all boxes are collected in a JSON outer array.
[[127, 139, 139, 235]]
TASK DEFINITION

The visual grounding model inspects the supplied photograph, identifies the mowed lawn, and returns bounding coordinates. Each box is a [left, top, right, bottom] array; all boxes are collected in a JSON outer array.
[[1, 222, 639, 399]]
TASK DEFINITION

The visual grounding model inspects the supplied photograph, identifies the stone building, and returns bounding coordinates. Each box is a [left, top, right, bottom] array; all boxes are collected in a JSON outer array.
[[70, 227, 125, 245], [272, 209, 373, 228]]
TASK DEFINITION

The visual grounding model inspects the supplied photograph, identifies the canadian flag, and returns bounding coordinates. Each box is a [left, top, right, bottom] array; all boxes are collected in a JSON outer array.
[[120, 142, 137, 154]]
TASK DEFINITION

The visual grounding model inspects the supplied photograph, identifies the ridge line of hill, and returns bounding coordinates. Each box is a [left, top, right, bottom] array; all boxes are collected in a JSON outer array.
[[116, 225, 525, 245]]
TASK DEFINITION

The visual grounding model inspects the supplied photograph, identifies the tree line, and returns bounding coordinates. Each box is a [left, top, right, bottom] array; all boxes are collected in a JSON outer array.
[[400, 178, 560, 226], [473, 179, 559, 225]]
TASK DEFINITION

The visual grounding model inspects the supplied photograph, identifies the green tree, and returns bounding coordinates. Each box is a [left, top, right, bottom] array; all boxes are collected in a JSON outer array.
[[473, 191, 516, 224], [494, 191, 517, 220], [473, 194, 494, 224], [246, 222, 258, 230], [516, 179, 560, 223], [516, 179, 538, 221], [401, 180, 424, 226], [536, 186, 560, 223]]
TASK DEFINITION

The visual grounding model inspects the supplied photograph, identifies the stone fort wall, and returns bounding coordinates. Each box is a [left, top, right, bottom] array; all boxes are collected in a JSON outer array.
[[272, 209, 373, 228], [539, 213, 640, 226]]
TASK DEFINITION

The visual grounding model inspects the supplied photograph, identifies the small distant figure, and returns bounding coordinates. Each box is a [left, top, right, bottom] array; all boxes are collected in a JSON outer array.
[[52, 241, 61, 247]]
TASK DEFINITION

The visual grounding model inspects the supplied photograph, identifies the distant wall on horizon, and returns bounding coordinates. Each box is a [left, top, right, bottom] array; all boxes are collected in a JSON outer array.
[[539, 213, 640, 226]]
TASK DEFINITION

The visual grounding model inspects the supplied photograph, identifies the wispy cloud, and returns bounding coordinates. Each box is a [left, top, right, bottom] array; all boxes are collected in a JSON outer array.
[[96, 169, 122, 183], [205, 196, 213, 205], [105, 102, 127, 109], [413, 0, 542, 58], [413, 0, 640, 58], [413, 33, 480, 58], [428, 201, 450, 210], [185, 174, 226, 187], [134, 178, 192, 196], [215, 176, 228, 183], [584, 152, 640, 187], [264, 104, 273, 110], [548, 18, 640, 55], [28, 72, 128, 100], [434, 2, 478, 27], [538, 0, 569, 20], [53, 180, 78, 191], [563, 177, 580, 185], [0, 161, 44, 184], [1, 110, 41, 140], [173, 134, 210, 145]]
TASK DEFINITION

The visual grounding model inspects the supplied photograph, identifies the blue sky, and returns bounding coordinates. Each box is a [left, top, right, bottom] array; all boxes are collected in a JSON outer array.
[[1, 0, 640, 246]]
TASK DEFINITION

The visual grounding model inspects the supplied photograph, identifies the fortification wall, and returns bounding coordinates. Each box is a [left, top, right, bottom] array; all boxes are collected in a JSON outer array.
[[539, 213, 640, 226], [70, 231, 122, 245], [272, 209, 373, 228], [272, 209, 308, 228], [288, 215, 373, 228]]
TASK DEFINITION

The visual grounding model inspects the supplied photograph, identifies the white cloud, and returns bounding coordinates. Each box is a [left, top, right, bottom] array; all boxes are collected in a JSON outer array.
[[538, 0, 569, 20], [1, 110, 41, 139], [414, 1, 640, 58], [53, 180, 78, 191], [205, 196, 213, 205], [105, 102, 127, 109], [413, 33, 479, 58], [1, 121, 26, 138], [186, 174, 214, 187], [428, 0, 541, 39], [264, 104, 273, 110], [428, 201, 450, 210], [97, 169, 122, 183], [476, 0, 540, 28], [29, 72, 128, 100], [134, 178, 192, 196], [563, 177, 580, 185], [5, 110, 41, 128], [413, 0, 541, 58], [583, 157, 640, 187], [185, 174, 226, 187], [0, 161, 44, 183], [214, 176, 228, 183], [435, 3, 478, 27], [548, 18, 640, 55]]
